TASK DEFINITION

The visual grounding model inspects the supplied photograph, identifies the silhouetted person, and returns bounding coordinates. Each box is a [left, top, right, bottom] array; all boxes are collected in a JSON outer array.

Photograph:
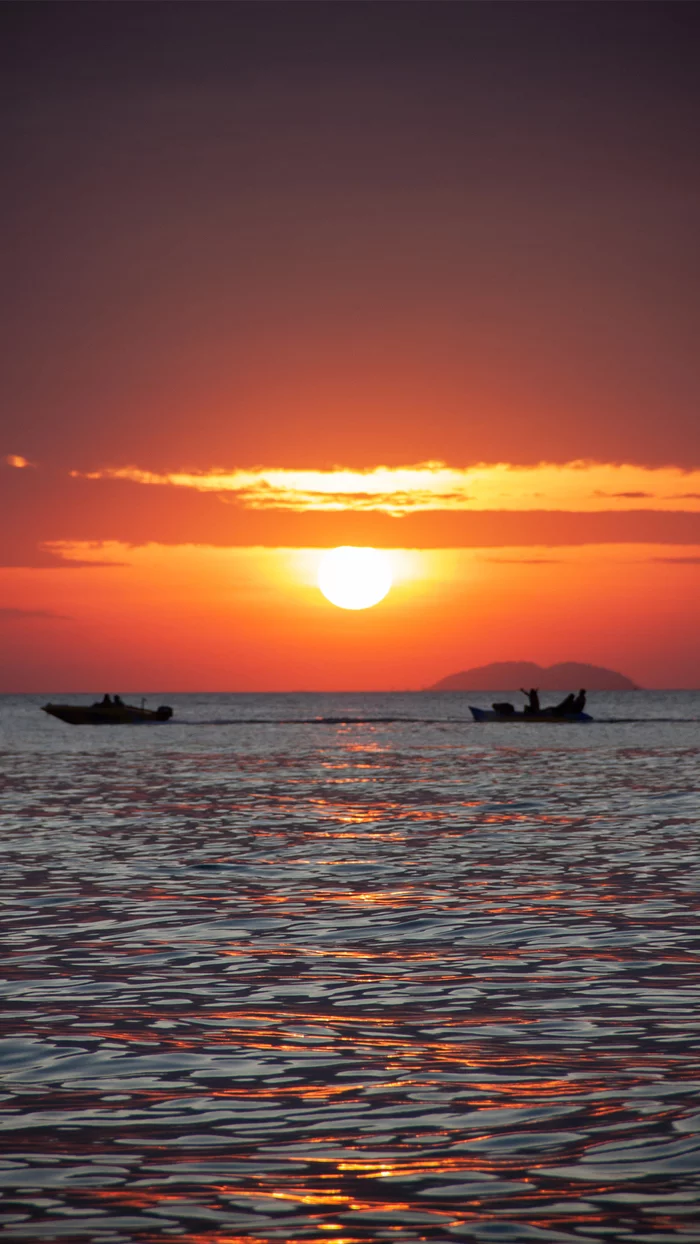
[[521, 687, 540, 713], [572, 689, 586, 713], [100, 694, 112, 706], [553, 692, 577, 716], [113, 694, 124, 707]]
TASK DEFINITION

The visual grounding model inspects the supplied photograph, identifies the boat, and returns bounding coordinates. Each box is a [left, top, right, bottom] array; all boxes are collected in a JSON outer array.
[[42, 700, 173, 725], [470, 705, 593, 723]]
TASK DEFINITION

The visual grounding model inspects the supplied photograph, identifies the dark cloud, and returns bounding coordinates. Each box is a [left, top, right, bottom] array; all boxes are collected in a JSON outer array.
[[594, 491, 653, 499], [0, 607, 71, 621], [0, 534, 127, 570], [651, 557, 700, 565], [5, 468, 700, 553]]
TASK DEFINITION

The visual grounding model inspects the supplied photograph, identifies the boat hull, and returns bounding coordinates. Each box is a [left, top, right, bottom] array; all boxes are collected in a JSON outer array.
[[43, 703, 173, 725], [470, 706, 592, 723]]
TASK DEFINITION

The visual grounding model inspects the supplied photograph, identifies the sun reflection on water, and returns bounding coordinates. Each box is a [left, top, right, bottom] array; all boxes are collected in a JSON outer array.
[[1, 708, 700, 1240]]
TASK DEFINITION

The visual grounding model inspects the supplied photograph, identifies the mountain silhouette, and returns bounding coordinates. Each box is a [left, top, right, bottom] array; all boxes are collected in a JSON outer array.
[[429, 661, 639, 691]]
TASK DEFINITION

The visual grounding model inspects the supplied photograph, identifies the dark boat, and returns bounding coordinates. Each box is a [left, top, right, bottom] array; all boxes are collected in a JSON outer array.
[[42, 700, 173, 725], [470, 705, 593, 723]]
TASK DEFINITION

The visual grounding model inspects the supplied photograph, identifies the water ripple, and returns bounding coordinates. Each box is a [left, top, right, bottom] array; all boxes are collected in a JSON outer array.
[[1, 693, 699, 1241]]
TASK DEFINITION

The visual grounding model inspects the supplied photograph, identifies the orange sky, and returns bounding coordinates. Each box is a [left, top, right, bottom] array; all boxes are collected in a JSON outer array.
[[2, 539, 700, 691], [2, 4, 699, 689]]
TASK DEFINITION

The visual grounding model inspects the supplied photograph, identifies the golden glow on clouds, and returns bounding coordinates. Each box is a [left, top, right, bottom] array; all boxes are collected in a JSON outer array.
[[5, 454, 34, 469], [40, 539, 420, 589], [37, 539, 700, 582], [71, 461, 700, 513]]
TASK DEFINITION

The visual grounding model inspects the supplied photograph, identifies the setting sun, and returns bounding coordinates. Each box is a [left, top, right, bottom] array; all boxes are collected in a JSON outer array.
[[318, 546, 393, 610]]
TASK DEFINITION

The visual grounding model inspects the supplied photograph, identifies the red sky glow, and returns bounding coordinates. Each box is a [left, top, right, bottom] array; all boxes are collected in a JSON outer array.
[[2, 2, 699, 689]]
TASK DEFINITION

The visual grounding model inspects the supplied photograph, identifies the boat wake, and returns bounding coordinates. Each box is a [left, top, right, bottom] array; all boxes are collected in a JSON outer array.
[[171, 714, 700, 726], [172, 716, 449, 726]]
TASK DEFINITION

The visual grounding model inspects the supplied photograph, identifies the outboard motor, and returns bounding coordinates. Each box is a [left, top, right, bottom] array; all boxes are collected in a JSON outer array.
[[156, 706, 173, 720]]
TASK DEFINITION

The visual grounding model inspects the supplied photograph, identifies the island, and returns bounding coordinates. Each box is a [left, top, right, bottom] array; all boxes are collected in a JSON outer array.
[[428, 661, 639, 691]]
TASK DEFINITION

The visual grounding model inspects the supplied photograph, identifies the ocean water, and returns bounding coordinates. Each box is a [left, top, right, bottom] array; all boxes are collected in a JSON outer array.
[[1, 690, 700, 1243]]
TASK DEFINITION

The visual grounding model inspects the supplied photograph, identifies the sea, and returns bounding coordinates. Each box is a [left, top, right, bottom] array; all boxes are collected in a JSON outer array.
[[1, 690, 700, 1244]]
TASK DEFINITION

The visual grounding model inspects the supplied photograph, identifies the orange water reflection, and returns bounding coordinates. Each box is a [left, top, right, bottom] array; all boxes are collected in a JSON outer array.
[[5, 735, 700, 1243]]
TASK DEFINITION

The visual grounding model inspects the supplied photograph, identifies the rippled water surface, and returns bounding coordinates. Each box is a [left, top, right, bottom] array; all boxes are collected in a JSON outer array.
[[2, 691, 700, 1242]]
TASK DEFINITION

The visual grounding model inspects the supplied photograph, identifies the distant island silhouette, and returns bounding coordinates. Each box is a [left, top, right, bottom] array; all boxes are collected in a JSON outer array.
[[429, 661, 639, 691]]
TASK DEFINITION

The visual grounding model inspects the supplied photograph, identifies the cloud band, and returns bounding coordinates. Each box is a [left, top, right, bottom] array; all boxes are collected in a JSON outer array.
[[70, 461, 700, 515]]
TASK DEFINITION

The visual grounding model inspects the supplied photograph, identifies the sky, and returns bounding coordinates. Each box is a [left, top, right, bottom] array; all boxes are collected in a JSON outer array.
[[2, 1, 699, 691]]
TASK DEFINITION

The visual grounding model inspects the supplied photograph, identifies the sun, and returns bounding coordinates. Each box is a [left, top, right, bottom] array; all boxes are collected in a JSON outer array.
[[318, 546, 393, 610]]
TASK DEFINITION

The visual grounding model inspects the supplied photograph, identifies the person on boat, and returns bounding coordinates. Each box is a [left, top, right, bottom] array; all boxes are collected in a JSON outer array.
[[520, 687, 540, 714], [99, 694, 112, 706], [572, 689, 586, 713], [113, 694, 124, 707], [552, 692, 577, 716]]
